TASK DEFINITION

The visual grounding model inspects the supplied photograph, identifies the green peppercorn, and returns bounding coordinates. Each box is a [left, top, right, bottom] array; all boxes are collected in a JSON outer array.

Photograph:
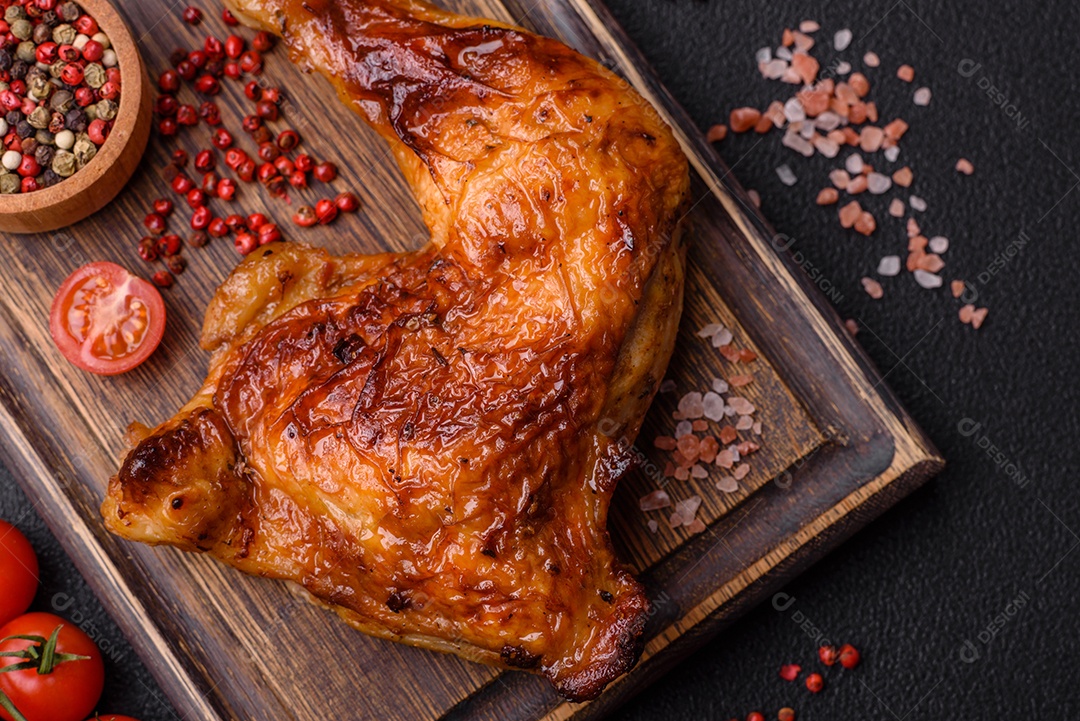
[[52, 149, 77, 178], [84, 104, 97, 122], [28, 74, 52, 102], [0, 174, 18, 194], [47, 60, 65, 80], [10, 20, 32, 42], [51, 23, 76, 46], [5, 6, 27, 25], [27, 106, 49, 130], [35, 129, 55, 146], [15, 41, 36, 63], [73, 134, 96, 168], [93, 99, 118, 121], [83, 62, 105, 89]]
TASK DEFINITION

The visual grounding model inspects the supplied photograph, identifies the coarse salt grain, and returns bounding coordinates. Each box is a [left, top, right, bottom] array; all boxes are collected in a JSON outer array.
[[884, 145, 900, 162], [951, 280, 965, 298], [777, 164, 798, 186], [970, 307, 989, 329], [929, 235, 949, 253], [716, 476, 739, 493], [888, 198, 905, 217], [863, 51, 880, 67], [909, 195, 927, 212], [956, 158, 974, 175], [878, 255, 901, 276], [659, 379, 676, 394], [728, 397, 756, 415], [703, 392, 726, 421], [736, 415, 754, 430], [913, 87, 932, 106], [813, 136, 840, 158], [733, 464, 751, 480], [867, 172, 892, 194], [782, 130, 814, 156], [639, 490, 672, 511], [861, 277, 884, 299], [799, 20, 820, 32], [712, 378, 729, 394], [647, 519, 659, 533], [747, 189, 761, 207], [836, 60, 852, 74], [675, 420, 694, 438], [756, 47, 773, 64], [678, 392, 704, 418], [691, 465, 709, 479], [897, 64, 915, 82], [697, 323, 723, 338], [712, 328, 734, 347], [913, 269, 943, 288], [830, 168, 851, 189], [845, 153, 864, 174], [834, 28, 852, 51]]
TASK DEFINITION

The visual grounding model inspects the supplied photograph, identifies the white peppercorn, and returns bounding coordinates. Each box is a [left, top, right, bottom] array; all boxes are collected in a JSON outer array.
[[54, 129, 74, 150]]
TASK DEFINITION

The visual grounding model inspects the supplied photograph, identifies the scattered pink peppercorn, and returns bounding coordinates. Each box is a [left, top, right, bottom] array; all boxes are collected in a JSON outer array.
[[838, 644, 860, 669], [779, 664, 801, 682], [182, 6, 203, 25], [805, 673, 824, 693]]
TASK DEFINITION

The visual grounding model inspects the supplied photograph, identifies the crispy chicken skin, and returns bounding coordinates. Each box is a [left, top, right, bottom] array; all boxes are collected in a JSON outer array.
[[103, 0, 689, 700]]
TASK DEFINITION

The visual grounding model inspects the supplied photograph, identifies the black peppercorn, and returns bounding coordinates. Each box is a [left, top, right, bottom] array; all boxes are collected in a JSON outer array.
[[0, 50, 11, 71], [16, 121, 34, 138], [5, 111, 20, 128], [21, 138, 37, 156], [49, 89, 73, 113], [58, 2, 80, 22], [35, 145, 55, 168], [64, 108, 87, 132], [32, 22, 50, 45], [10, 60, 27, 81], [188, 230, 209, 248]]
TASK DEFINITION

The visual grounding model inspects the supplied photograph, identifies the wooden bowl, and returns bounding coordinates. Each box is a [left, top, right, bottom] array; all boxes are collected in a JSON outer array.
[[0, 0, 152, 234]]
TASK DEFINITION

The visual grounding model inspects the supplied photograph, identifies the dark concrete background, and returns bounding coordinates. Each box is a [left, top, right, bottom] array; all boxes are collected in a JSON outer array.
[[3, 0, 1078, 718]]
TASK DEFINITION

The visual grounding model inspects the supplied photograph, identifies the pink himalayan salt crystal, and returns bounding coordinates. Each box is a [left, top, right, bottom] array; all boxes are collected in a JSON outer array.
[[861, 277, 884, 299], [733, 463, 751, 480], [678, 392, 704, 419], [716, 476, 739, 493], [686, 518, 707, 534], [639, 489, 672, 511], [728, 397, 756, 415], [716, 448, 737, 469]]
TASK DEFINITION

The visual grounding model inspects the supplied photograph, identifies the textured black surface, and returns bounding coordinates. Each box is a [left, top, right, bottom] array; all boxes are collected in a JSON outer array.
[[3, 0, 1080, 718]]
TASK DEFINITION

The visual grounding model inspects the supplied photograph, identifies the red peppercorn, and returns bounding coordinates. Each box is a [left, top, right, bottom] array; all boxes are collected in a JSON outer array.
[[195, 74, 220, 95], [244, 80, 262, 101], [0, 91, 19, 112], [224, 61, 241, 80], [212, 178, 233, 201], [154, 95, 178, 116], [238, 50, 263, 75], [212, 128, 233, 149], [198, 101, 221, 125], [152, 271, 174, 288], [241, 114, 262, 134], [169, 48, 187, 66], [315, 198, 338, 224], [144, 212, 167, 235], [207, 217, 229, 237], [288, 170, 307, 188], [292, 206, 318, 228], [58, 44, 80, 63], [313, 161, 338, 183], [335, 192, 360, 213], [20, 176, 38, 194], [805, 673, 824, 693], [838, 644, 860, 669], [257, 223, 281, 246], [186, 188, 208, 209], [191, 206, 213, 230], [237, 158, 256, 182], [201, 171, 219, 194], [250, 126, 272, 145], [779, 664, 801, 682], [165, 254, 187, 275], [182, 6, 202, 24], [194, 149, 216, 172], [137, 237, 159, 262], [35, 42, 58, 65], [75, 15, 99, 34], [255, 163, 278, 185], [244, 213, 266, 230], [87, 119, 110, 145], [262, 87, 282, 104], [222, 8, 239, 25], [257, 142, 280, 162], [153, 198, 174, 216], [158, 70, 181, 94], [157, 234, 182, 256], [81, 39, 104, 62], [17, 154, 39, 178], [60, 63, 84, 85], [778, 709, 796, 721], [224, 214, 248, 231], [75, 86, 96, 107], [204, 35, 224, 60], [224, 34, 245, 59], [234, 232, 257, 255], [818, 645, 837, 667], [176, 104, 198, 126], [294, 154, 314, 173], [252, 31, 274, 52], [277, 129, 300, 151], [187, 50, 207, 69], [224, 148, 247, 170], [100, 81, 122, 101], [274, 156, 295, 176], [171, 174, 194, 194], [171, 149, 189, 167], [19, 97, 35, 118], [176, 60, 196, 81], [746, 713, 764, 721], [189, 230, 210, 248], [255, 99, 278, 121]]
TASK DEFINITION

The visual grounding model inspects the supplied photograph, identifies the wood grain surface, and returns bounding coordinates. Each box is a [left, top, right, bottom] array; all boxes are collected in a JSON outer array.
[[0, 0, 943, 719]]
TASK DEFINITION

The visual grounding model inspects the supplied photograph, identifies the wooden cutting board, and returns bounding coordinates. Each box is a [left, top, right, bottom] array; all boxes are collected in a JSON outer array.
[[0, 0, 943, 719]]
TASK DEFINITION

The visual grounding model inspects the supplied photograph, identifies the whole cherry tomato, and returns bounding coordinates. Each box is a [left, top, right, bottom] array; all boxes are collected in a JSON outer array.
[[0, 520, 37, 627]]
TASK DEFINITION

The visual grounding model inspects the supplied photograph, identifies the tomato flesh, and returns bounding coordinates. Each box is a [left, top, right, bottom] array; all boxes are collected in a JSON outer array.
[[49, 262, 166, 375]]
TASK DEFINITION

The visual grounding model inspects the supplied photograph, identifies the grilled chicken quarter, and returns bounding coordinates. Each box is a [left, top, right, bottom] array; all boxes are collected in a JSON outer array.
[[104, 0, 690, 700]]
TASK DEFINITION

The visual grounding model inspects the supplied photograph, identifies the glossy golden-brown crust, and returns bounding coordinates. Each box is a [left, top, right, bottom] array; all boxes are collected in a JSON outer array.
[[103, 0, 689, 700]]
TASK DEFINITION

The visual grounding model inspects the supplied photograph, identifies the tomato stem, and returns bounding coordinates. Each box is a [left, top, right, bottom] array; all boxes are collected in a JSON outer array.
[[0, 625, 90, 677], [0, 690, 28, 721]]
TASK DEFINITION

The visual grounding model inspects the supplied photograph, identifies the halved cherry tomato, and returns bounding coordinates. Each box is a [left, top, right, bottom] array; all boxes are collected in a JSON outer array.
[[0, 521, 37, 627], [0, 613, 104, 721], [48, 262, 166, 375]]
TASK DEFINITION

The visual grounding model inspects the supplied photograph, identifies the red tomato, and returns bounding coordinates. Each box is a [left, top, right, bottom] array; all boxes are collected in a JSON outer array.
[[0, 520, 37, 627], [89, 717, 142, 721], [49, 262, 166, 376], [0, 613, 104, 721]]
